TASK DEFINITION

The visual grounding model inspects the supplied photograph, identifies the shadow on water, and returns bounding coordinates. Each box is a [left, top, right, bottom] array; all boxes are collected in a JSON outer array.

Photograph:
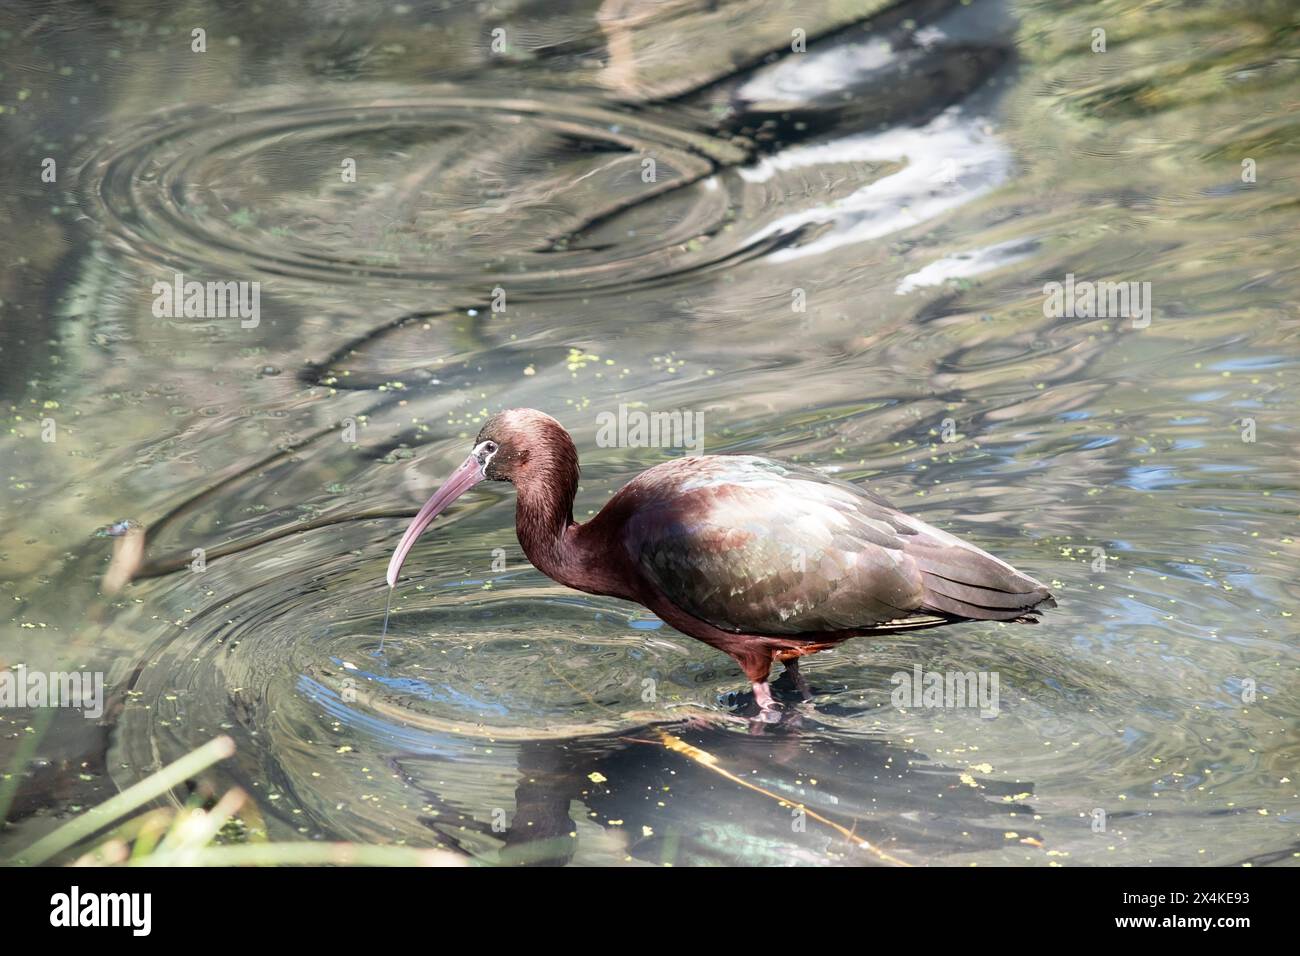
[[405, 721, 1040, 867]]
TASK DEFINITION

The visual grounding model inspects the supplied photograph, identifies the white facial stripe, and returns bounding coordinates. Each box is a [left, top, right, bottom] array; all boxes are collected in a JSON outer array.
[[472, 440, 498, 473]]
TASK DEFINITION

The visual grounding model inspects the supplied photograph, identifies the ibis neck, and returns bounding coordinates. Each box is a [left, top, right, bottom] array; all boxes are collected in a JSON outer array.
[[515, 475, 578, 583], [508, 423, 583, 581], [513, 459, 629, 598], [509, 429, 630, 598]]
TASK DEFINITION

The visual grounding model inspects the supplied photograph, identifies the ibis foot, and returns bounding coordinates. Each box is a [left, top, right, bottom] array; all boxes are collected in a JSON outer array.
[[752, 681, 783, 723]]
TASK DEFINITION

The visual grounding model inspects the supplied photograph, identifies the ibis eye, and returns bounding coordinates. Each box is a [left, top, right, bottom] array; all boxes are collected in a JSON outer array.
[[473, 439, 500, 471]]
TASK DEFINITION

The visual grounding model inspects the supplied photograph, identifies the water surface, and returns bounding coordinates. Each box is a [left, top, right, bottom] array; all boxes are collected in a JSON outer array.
[[1, 0, 1296, 866]]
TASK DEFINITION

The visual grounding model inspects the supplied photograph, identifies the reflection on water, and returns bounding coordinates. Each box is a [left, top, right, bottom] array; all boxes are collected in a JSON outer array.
[[1, 0, 1296, 866]]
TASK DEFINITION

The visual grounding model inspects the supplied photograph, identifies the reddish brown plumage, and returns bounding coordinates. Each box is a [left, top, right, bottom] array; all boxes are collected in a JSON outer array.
[[387, 408, 1055, 718]]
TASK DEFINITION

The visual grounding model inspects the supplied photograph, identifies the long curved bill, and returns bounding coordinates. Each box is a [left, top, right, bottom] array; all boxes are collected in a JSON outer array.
[[385, 452, 486, 587]]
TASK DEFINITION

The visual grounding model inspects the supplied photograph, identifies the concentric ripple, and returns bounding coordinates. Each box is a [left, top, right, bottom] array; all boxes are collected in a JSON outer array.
[[107, 534, 723, 849], [78, 86, 753, 293]]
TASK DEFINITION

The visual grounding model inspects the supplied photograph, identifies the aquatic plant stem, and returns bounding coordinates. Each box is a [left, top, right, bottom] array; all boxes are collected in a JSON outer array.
[[15, 735, 235, 866], [0, 706, 55, 828]]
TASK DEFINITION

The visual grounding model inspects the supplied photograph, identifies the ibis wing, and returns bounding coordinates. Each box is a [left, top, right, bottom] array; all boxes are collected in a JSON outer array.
[[620, 457, 1051, 635]]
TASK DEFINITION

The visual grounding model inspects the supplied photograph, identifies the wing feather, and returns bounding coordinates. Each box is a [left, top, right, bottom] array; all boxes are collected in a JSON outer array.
[[618, 456, 1051, 635]]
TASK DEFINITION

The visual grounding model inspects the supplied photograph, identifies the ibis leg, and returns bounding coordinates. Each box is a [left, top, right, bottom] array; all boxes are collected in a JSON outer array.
[[751, 681, 781, 722], [782, 658, 813, 700]]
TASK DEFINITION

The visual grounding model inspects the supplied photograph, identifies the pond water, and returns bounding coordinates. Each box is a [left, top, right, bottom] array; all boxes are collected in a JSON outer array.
[[1, 0, 1296, 866]]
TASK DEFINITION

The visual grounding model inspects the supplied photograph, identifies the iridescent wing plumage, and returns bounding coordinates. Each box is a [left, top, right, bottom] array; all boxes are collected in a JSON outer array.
[[619, 456, 1052, 636]]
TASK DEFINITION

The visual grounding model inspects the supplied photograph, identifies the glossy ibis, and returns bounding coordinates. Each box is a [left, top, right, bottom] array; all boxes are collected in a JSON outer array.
[[386, 409, 1054, 720]]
